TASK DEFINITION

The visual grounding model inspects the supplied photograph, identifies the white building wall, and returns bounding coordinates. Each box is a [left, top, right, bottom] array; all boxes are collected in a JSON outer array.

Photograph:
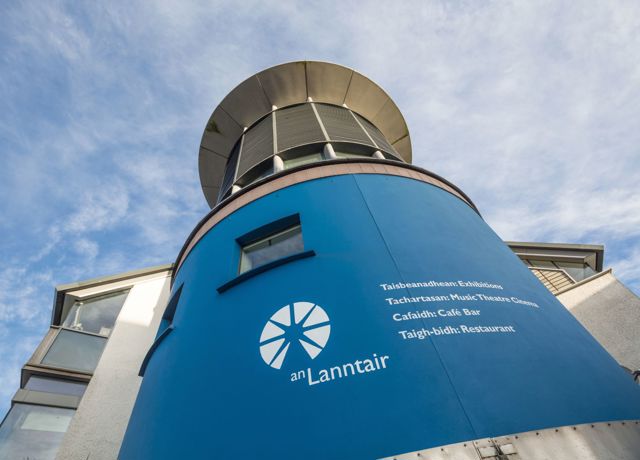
[[558, 270, 640, 372], [55, 271, 171, 460]]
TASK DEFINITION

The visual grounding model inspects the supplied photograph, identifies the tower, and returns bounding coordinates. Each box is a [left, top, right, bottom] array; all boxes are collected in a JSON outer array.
[[119, 62, 640, 459]]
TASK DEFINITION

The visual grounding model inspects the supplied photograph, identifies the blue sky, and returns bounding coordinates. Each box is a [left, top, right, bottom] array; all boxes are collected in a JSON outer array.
[[1, 0, 640, 417]]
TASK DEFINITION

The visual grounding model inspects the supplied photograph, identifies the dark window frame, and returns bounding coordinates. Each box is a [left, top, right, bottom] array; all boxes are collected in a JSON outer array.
[[217, 214, 315, 293], [236, 213, 304, 274]]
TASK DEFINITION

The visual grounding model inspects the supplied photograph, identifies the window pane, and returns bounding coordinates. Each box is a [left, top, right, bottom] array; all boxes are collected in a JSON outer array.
[[254, 164, 273, 181], [0, 403, 74, 460], [527, 259, 556, 269], [335, 151, 369, 159], [240, 226, 304, 273], [25, 376, 87, 397], [554, 261, 587, 282], [283, 153, 323, 169], [41, 329, 107, 373], [583, 265, 596, 279], [62, 290, 128, 336]]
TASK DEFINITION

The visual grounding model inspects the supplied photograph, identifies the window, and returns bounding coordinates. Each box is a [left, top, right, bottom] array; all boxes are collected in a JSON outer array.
[[41, 329, 107, 373], [62, 290, 128, 336], [254, 164, 274, 182], [283, 152, 323, 169], [218, 215, 313, 293], [554, 261, 596, 282], [583, 265, 596, 279], [527, 259, 556, 269], [24, 376, 87, 397], [37, 289, 129, 374], [239, 225, 304, 274], [240, 160, 274, 188], [526, 259, 597, 283], [0, 403, 74, 460], [335, 151, 369, 159]]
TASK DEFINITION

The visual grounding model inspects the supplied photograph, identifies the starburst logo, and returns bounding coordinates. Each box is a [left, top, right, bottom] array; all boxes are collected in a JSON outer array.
[[259, 302, 331, 369]]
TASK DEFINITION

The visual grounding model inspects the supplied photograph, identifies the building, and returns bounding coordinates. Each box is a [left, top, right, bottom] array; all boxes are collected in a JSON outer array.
[[509, 241, 640, 379], [1, 62, 639, 460], [0, 265, 172, 460]]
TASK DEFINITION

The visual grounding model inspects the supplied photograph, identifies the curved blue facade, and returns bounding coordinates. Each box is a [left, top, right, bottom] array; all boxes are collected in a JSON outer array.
[[120, 173, 640, 459]]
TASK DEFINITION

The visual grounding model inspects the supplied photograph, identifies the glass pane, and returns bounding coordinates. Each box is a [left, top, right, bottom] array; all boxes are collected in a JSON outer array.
[[554, 261, 587, 282], [25, 376, 87, 397], [283, 153, 323, 169], [527, 259, 556, 269], [335, 151, 369, 159], [219, 141, 240, 200], [583, 265, 596, 279], [62, 290, 128, 336], [247, 163, 274, 186], [42, 329, 107, 373], [240, 226, 304, 273], [0, 403, 74, 460]]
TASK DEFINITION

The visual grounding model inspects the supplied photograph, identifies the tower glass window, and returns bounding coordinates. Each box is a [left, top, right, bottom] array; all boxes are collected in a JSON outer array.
[[335, 151, 370, 159], [283, 152, 324, 170], [239, 225, 304, 273]]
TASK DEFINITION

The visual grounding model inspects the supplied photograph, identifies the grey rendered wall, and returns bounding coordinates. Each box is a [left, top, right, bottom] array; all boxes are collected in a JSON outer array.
[[55, 273, 171, 460], [558, 271, 640, 372]]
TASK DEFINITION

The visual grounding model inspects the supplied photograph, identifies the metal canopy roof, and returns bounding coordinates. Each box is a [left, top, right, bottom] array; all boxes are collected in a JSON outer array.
[[506, 241, 604, 272], [199, 61, 412, 207]]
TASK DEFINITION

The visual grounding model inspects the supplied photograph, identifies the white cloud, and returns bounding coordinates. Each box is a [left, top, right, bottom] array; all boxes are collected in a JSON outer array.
[[0, 267, 53, 322], [65, 182, 130, 234], [74, 238, 99, 260]]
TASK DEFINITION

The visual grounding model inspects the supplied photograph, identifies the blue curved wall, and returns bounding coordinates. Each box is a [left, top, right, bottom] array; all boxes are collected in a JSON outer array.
[[120, 173, 640, 459]]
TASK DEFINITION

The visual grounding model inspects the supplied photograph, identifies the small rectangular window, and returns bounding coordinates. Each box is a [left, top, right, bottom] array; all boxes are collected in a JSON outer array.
[[239, 225, 304, 274]]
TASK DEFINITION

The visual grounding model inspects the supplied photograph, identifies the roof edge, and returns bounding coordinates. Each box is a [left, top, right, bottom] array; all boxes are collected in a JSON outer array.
[[506, 241, 604, 272]]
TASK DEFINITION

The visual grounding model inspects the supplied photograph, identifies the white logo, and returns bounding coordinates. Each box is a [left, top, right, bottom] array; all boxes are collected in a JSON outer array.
[[259, 302, 331, 369]]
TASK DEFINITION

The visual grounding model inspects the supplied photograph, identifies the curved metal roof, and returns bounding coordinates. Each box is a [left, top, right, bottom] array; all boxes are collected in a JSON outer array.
[[199, 61, 412, 206]]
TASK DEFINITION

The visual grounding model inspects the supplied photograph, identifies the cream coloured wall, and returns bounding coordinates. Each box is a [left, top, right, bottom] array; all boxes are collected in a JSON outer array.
[[558, 270, 640, 372]]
